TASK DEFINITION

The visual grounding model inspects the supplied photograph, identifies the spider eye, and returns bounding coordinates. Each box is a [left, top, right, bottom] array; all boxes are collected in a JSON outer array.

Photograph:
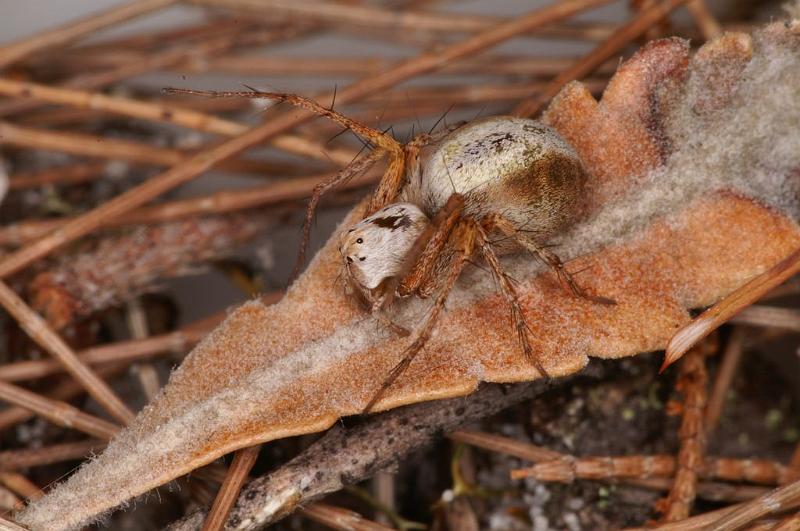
[[359, 257, 366, 261], [346, 256, 353, 263], [356, 238, 363, 244]]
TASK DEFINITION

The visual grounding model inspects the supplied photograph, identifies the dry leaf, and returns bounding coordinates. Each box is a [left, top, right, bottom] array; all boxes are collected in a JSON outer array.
[[17, 21, 800, 530]]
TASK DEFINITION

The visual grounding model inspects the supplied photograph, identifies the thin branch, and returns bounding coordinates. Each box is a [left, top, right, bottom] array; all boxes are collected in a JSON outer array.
[[0, 290, 281, 383], [57, 18, 247, 59], [0, 121, 331, 176], [627, 477, 770, 504], [362, 78, 609, 107], [29, 213, 273, 329], [0, 379, 120, 440], [201, 445, 261, 531], [730, 306, 800, 332], [772, 511, 800, 531], [0, 78, 357, 166], [0, 364, 127, 432], [0, 327, 207, 382], [0, 441, 104, 471], [511, 455, 789, 485], [191, 0, 621, 45], [0, 24, 300, 119], [8, 162, 107, 191], [126, 298, 160, 403], [0, 0, 177, 69], [0, 280, 135, 424], [299, 503, 394, 531], [0, 515, 26, 530], [625, 496, 800, 530], [705, 479, 800, 531], [705, 327, 745, 437], [0, 116, 288, 278], [165, 369, 606, 531], [189, 54, 618, 78], [449, 430, 562, 462], [665, 246, 800, 369], [513, 0, 690, 117], [0, 77, 244, 136], [0, 120, 187, 167], [190, 0, 501, 34], [660, 343, 711, 521], [0, 169, 376, 247], [0, 473, 42, 503]]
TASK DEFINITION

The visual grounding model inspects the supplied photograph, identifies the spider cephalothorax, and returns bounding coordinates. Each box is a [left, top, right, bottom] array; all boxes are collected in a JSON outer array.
[[163, 88, 613, 412]]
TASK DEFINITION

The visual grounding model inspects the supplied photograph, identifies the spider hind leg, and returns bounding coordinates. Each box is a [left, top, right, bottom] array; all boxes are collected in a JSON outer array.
[[485, 213, 615, 306], [528, 244, 616, 306], [476, 222, 550, 379]]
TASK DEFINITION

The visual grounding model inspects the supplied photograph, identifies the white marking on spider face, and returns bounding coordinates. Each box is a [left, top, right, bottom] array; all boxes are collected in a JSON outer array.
[[339, 202, 430, 290]]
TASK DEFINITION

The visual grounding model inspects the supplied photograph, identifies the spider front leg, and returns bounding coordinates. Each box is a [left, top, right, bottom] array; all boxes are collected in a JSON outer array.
[[393, 194, 464, 302], [292, 149, 384, 281], [363, 215, 477, 414], [163, 87, 408, 275]]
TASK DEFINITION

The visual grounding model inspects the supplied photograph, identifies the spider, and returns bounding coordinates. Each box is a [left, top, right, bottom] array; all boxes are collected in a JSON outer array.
[[165, 88, 615, 412]]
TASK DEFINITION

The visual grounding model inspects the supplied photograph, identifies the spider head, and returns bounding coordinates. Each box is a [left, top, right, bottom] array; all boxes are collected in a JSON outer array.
[[339, 203, 430, 292]]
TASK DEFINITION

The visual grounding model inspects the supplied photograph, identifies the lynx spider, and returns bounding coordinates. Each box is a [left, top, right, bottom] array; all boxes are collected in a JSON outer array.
[[166, 88, 614, 412]]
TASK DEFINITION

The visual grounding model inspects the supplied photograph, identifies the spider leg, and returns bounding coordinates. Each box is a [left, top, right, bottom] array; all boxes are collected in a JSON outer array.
[[164, 87, 401, 154], [527, 244, 616, 306], [164, 87, 406, 214], [483, 214, 615, 306], [291, 149, 383, 282], [475, 221, 549, 378], [363, 216, 476, 414], [396, 193, 464, 300], [376, 193, 464, 312]]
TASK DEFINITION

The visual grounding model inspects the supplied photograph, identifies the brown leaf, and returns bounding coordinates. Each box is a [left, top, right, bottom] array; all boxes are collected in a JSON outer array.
[[18, 22, 800, 530]]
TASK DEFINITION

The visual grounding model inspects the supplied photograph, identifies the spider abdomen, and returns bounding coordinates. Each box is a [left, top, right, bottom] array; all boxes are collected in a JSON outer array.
[[406, 116, 587, 243]]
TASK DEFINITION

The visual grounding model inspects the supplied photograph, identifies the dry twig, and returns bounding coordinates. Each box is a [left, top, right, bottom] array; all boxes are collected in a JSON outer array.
[[201, 445, 261, 531], [0, 78, 357, 166], [0, 0, 177, 69], [704, 479, 800, 531], [0, 441, 104, 471], [665, 246, 800, 368], [0, 280, 134, 424], [659, 343, 712, 521], [0, 366, 125, 433], [511, 454, 790, 486], [28, 214, 272, 329], [512, 0, 690, 116], [165, 371, 604, 531], [299, 503, 393, 531], [0, 379, 120, 440], [705, 327, 745, 437]]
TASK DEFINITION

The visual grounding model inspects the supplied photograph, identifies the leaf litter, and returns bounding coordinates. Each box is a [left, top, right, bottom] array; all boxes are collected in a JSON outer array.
[[17, 21, 800, 530]]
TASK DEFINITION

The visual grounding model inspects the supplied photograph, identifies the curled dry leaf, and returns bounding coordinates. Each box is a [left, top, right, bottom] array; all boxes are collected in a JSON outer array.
[[17, 22, 800, 530]]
